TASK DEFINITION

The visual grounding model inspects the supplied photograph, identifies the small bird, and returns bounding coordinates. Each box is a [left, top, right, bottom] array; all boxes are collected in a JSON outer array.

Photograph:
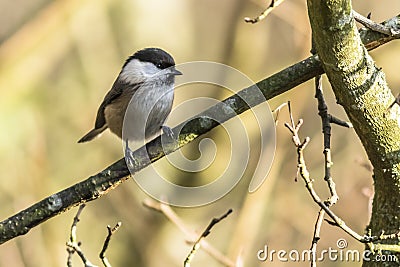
[[78, 48, 182, 145]]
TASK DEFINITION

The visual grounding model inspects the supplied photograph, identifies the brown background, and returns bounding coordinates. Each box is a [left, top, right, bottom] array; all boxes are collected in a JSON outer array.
[[0, 0, 399, 266]]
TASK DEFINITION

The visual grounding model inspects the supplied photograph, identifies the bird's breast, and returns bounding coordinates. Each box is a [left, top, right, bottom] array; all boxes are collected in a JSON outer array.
[[122, 83, 174, 141]]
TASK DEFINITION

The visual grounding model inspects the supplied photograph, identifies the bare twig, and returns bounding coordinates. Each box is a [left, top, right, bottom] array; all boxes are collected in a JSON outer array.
[[143, 199, 236, 267], [386, 93, 400, 115], [353, 10, 400, 37], [66, 204, 98, 267], [329, 116, 353, 128], [272, 102, 288, 125], [184, 209, 233, 267], [309, 74, 340, 266], [244, 0, 285, 24], [66, 205, 121, 267], [284, 102, 304, 147], [284, 106, 400, 254], [314, 75, 342, 206], [310, 209, 325, 267], [100, 222, 122, 267], [67, 205, 87, 267], [285, 110, 364, 241]]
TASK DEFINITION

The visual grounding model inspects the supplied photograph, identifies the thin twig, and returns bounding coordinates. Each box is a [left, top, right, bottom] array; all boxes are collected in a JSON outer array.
[[314, 75, 341, 206], [310, 209, 325, 267], [308, 74, 344, 266], [244, 0, 285, 24], [284, 102, 303, 147], [67, 205, 86, 267], [329, 115, 353, 128], [285, 111, 362, 243], [66, 205, 121, 267], [66, 204, 98, 267], [184, 209, 233, 267], [285, 113, 362, 241], [143, 199, 236, 267], [353, 10, 400, 37], [386, 93, 400, 117], [67, 247, 74, 267], [272, 102, 288, 125], [284, 107, 400, 253], [100, 222, 122, 267]]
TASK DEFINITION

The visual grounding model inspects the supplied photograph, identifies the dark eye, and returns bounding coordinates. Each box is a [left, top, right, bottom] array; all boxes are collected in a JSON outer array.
[[156, 63, 163, 69]]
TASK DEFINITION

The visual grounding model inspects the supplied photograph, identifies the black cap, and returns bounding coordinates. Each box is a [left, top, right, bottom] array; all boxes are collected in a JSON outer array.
[[124, 48, 176, 70]]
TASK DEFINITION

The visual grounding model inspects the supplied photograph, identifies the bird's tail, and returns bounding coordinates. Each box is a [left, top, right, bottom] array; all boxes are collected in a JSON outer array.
[[77, 126, 107, 143]]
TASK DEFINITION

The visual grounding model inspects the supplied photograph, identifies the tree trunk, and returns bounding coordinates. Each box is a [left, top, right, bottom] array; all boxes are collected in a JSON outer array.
[[307, 0, 400, 266]]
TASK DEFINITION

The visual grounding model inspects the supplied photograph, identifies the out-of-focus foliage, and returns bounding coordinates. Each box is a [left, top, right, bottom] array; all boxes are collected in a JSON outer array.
[[0, 0, 399, 266]]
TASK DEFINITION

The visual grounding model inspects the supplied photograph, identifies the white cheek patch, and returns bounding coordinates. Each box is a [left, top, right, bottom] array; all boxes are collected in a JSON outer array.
[[120, 59, 161, 84]]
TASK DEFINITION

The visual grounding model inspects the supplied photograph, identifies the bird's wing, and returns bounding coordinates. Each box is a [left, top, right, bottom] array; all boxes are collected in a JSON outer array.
[[78, 78, 141, 143], [94, 78, 128, 129]]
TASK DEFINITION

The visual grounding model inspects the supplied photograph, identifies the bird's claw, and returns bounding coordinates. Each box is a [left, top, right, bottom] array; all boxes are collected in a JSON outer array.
[[162, 125, 175, 139], [124, 140, 135, 168], [161, 125, 178, 147]]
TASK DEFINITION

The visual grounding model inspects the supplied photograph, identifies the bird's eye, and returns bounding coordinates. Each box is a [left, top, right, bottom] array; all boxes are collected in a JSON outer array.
[[156, 63, 163, 69]]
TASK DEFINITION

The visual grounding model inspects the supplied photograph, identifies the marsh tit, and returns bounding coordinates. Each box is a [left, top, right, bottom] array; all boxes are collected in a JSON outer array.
[[78, 48, 182, 145]]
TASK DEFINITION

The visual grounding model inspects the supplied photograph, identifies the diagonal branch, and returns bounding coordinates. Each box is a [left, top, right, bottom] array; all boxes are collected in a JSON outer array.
[[353, 10, 400, 37], [143, 199, 236, 267], [184, 209, 233, 267], [244, 0, 285, 24], [0, 14, 400, 245]]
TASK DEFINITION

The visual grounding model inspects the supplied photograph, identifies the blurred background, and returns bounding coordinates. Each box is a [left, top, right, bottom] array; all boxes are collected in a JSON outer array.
[[0, 0, 399, 266]]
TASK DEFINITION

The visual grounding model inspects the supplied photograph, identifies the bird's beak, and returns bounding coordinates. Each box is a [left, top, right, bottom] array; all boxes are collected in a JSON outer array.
[[171, 68, 182, 76]]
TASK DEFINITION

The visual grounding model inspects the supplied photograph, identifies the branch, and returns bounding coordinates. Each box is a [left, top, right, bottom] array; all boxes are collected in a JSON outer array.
[[184, 209, 232, 267], [143, 199, 236, 267], [308, 2, 400, 265], [353, 10, 400, 37], [1, 14, 400, 245], [100, 222, 122, 267], [66, 204, 98, 267], [284, 111, 365, 243], [284, 107, 400, 254], [244, 0, 285, 24], [66, 205, 121, 267], [310, 209, 325, 267], [308, 74, 351, 266]]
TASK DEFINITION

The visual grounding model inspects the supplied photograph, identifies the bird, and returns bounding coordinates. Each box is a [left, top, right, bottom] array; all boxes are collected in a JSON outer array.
[[78, 48, 182, 146]]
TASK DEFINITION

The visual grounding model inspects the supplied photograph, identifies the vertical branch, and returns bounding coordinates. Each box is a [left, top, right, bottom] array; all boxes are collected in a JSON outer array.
[[314, 75, 340, 205], [311, 71, 351, 266], [99, 222, 122, 267], [66, 205, 121, 267], [307, 3, 400, 265], [66, 204, 97, 267], [310, 209, 325, 267]]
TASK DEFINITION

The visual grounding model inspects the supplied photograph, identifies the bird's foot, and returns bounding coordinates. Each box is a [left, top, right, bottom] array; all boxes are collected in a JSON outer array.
[[162, 125, 175, 139], [124, 139, 135, 168], [161, 125, 178, 147]]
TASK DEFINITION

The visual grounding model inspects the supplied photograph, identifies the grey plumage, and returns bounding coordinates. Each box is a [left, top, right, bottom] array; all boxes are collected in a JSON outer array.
[[78, 48, 181, 143]]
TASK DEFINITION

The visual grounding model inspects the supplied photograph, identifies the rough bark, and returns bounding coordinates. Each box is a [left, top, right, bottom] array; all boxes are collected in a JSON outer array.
[[307, 1, 400, 266]]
